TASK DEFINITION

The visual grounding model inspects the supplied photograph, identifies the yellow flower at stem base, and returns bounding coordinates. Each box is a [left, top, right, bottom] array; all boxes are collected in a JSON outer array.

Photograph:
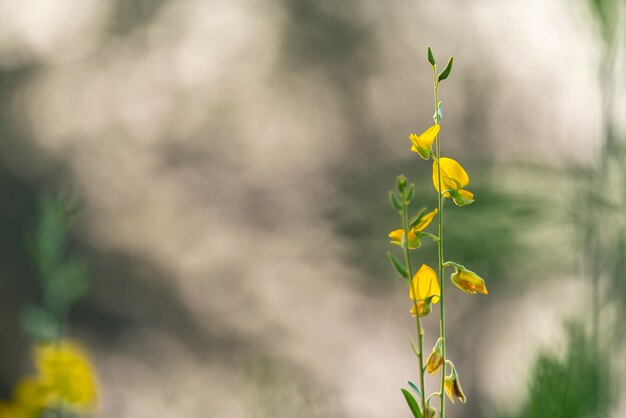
[[432, 157, 474, 206], [409, 124, 440, 159], [389, 208, 438, 250], [444, 366, 467, 404], [409, 264, 440, 317], [451, 267, 488, 295], [35, 342, 99, 412]]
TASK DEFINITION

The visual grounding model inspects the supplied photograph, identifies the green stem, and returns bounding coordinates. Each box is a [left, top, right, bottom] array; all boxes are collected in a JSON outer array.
[[401, 197, 427, 415], [433, 67, 447, 418]]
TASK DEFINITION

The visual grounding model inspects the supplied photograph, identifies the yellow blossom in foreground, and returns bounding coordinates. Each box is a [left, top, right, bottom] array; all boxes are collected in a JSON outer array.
[[409, 124, 440, 159], [0, 378, 50, 418], [432, 157, 474, 206], [451, 268, 488, 295], [444, 367, 467, 404], [35, 342, 99, 411], [389, 208, 438, 250]]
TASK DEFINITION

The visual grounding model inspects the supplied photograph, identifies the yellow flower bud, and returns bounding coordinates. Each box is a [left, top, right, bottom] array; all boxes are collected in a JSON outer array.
[[450, 267, 488, 295], [425, 403, 437, 418], [444, 366, 466, 404], [432, 158, 474, 206], [409, 124, 440, 159], [425, 338, 445, 375]]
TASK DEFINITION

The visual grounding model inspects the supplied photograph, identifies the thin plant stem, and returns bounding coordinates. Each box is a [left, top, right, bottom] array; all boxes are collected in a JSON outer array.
[[432, 67, 447, 418], [401, 198, 427, 415]]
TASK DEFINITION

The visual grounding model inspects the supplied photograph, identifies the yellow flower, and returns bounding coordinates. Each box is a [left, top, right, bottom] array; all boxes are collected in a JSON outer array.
[[413, 208, 438, 232], [0, 378, 50, 418], [425, 338, 445, 375], [444, 367, 466, 404], [35, 342, 99, 411], [389, 208, 438, 250], [388, 229, 420, 249], [451, 267, 488, 295], [432, 158, 474, 206], [409, 124, 440, 159], [409, 264, 440, 317]]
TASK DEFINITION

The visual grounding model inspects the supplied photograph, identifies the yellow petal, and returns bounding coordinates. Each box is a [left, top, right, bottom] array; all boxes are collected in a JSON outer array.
[[432, 158, 470, 193], [36, 342, 99, 410], [388, 229, 404, 243], [451, 269, 488, 295], [413, 208, 438, 232], [416, 124, 440, 148], [410, 264, 441, 302]]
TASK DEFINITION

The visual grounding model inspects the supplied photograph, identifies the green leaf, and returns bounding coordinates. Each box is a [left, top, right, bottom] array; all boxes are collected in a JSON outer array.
[[406, 184, 415, 202], [438, 57, 454, 82], [389, 191, 403, 212], [427, 46, 436, 66], [387, 252, 408, 279], [401, 388, 424, 418], [407, 381, 423, 399], [409, 207, 428, 229]]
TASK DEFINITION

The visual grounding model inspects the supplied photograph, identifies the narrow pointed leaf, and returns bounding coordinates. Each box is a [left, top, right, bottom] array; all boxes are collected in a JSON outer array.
[[387, 251, 408, 279], [389, 191, 403, 212], [438, 57, 454, 82], [406, 184, 415, 202], [407, 381, 422, 399], [409, 207, 428, 229], [427, 47, 436, 66], [401, 389, 424, 418]]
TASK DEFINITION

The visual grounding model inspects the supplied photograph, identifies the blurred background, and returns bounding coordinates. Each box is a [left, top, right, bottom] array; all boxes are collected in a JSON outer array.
[[0, 0, 624, 417]]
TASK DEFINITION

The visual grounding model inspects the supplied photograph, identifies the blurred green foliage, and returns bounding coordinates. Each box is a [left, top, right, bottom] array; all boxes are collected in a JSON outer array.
[[21, 194, 90, 342], [498, 323, 612, 418]]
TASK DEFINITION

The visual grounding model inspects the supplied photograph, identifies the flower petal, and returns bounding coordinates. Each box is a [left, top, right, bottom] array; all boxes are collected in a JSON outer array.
[[410, 264, 441, 302], [433, 158, 470, 193], [413, 208, 438, 232]]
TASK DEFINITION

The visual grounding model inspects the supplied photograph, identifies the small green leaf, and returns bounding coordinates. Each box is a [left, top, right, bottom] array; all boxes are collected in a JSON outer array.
[[427, 47, 436, 66], [387, 252, 408, 279], [406, 184, 415, 202], [401, 388, 424, 418], [389, 191, 403, 212], [438, 57, 454, 82], [409, 207, 428, 229], [407, 381, 423, 399]]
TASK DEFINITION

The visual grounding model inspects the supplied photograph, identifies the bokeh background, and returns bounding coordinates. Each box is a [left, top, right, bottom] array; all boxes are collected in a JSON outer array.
[[0, 0, 624, 417]]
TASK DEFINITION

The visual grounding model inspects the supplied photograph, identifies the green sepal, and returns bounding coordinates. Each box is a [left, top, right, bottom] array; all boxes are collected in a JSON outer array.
[[389, 191, 403, 212], [401, 388, 424, 418], [417, 146, 431, 160], [405, 184, 415, 202], [438, 57, 454, 82], [387, 251, 408, 279], [449, 189, 474, 206], [407, 381, 423, 399], [427, 46, 436, 66], [409, 207, 428, 229]]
